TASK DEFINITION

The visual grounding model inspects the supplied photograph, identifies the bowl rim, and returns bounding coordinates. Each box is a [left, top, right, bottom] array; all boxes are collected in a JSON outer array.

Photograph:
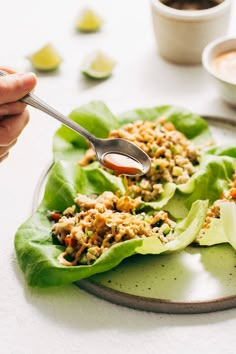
[[151, 0, 232, 20], [202, 36, 236, 84]]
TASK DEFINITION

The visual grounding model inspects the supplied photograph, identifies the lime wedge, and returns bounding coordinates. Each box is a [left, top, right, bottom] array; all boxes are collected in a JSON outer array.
[[75, 8, 103, 32], [28, 44, 62, 72], [81, 51, 116, 79]]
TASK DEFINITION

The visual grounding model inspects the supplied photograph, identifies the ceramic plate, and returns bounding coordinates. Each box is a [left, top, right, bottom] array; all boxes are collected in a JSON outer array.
[[33, 116, 236, 314]]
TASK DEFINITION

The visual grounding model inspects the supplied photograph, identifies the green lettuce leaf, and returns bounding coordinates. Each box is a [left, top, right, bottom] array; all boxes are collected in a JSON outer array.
[[15, 101, 236, 287], [136, 199, 208, 254], [140, 182, 177, 211], [118, 105, 212, 145], [53, 102, 214, 210], [39, 160, 126, 212], [221, 202, 236, 249], [14, 161, 208, 287], [196, 201, 236, 248], [204, 144, 236, 158], [197, 217, 227, 246], [164, 155, 236, 219], [53, 101, 119, 161], [53, 102, 213, 161]]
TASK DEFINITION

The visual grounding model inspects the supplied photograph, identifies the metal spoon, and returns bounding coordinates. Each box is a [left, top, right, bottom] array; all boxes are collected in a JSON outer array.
[[0, 70, 151, 176]]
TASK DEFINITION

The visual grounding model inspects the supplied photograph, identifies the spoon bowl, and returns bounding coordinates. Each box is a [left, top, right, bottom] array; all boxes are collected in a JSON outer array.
[[0, 70, 151, 176], [94, 137, 151, 175]]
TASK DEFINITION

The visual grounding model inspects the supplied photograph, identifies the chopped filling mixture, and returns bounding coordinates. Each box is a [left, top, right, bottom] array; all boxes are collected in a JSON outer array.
[[79, 117, 202, 201], [199, 172, 236, 235], [50, 191, 176, 266]]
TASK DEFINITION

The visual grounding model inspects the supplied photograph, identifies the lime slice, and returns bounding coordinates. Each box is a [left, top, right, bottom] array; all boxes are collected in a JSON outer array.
[[75, 8, 103, 32], [81, 51, 116, 79], [28, 44, 62, 72]]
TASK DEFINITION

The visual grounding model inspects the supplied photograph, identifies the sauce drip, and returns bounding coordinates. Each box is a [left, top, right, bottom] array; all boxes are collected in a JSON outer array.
[[103, 153, 144, 175], [212, 50, 236, 84]]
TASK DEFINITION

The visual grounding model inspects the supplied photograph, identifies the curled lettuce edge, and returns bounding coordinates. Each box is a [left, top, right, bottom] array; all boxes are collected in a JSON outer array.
[[197, 201, 236, 249], [220, 202, 236, 250], [160, 154, 236, 220], [14, 199, 208, 288], [136, 199, 208, 254], [197, 217, 227, 246]]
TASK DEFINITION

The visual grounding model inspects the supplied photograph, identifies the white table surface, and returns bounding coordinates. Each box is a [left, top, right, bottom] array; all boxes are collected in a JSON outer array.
[[1, 1, 236, 353]]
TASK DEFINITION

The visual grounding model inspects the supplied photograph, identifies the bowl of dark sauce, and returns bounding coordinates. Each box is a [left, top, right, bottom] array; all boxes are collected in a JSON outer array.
[[151, 0, 232, 64], [162, 0, 224, 10]]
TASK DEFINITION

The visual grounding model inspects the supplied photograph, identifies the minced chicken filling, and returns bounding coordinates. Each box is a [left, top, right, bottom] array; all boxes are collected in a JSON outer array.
[[50, 191, 176, 266], [198, 172, 236, 234], [79, 117, 201, 201]]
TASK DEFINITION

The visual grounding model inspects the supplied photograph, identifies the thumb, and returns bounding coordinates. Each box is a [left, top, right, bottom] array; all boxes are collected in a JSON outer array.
[[0, 72, 37, 105]]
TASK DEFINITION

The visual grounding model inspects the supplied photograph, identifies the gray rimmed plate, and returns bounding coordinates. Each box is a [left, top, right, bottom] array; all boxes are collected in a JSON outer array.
[[33, 115, 236, 314]]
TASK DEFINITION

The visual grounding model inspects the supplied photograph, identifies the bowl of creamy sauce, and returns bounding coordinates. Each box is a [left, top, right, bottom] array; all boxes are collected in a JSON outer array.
[[212, 50, 236, 84], [202, 37, 236, 106]]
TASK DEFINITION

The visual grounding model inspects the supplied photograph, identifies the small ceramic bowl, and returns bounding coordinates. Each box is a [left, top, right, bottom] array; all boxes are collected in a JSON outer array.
[[150, 0, 232, 65], [202, 37, 236, 106]]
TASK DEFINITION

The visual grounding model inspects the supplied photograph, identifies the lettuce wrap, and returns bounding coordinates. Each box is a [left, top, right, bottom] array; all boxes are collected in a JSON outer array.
[[14, 102, 236, 287], [53, 101, 212, 161], [53, 101, 236, 211], [15, 161, 208, 287], [53, 101, 215, 209]]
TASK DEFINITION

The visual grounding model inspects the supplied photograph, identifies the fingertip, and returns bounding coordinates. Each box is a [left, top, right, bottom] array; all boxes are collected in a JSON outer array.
[[19, 72, 37, 89], [0, 71, 37, 104], [28, 71, 37, 83]]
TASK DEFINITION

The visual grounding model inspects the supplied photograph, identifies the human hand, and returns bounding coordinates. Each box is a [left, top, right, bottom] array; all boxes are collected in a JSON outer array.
[[0, 67, 37, 162]]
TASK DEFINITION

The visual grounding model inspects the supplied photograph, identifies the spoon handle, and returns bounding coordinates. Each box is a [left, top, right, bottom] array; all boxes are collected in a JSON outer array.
[[22, 92, 96, 143], [0, 70, 97, 144]]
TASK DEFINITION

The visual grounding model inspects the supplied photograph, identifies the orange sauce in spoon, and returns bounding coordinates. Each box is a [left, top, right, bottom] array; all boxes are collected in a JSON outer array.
[[103, 153, 144, 175]]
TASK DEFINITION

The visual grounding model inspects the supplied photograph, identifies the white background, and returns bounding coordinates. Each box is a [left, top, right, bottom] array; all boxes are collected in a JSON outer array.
[[1, 1, 236, 353]]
